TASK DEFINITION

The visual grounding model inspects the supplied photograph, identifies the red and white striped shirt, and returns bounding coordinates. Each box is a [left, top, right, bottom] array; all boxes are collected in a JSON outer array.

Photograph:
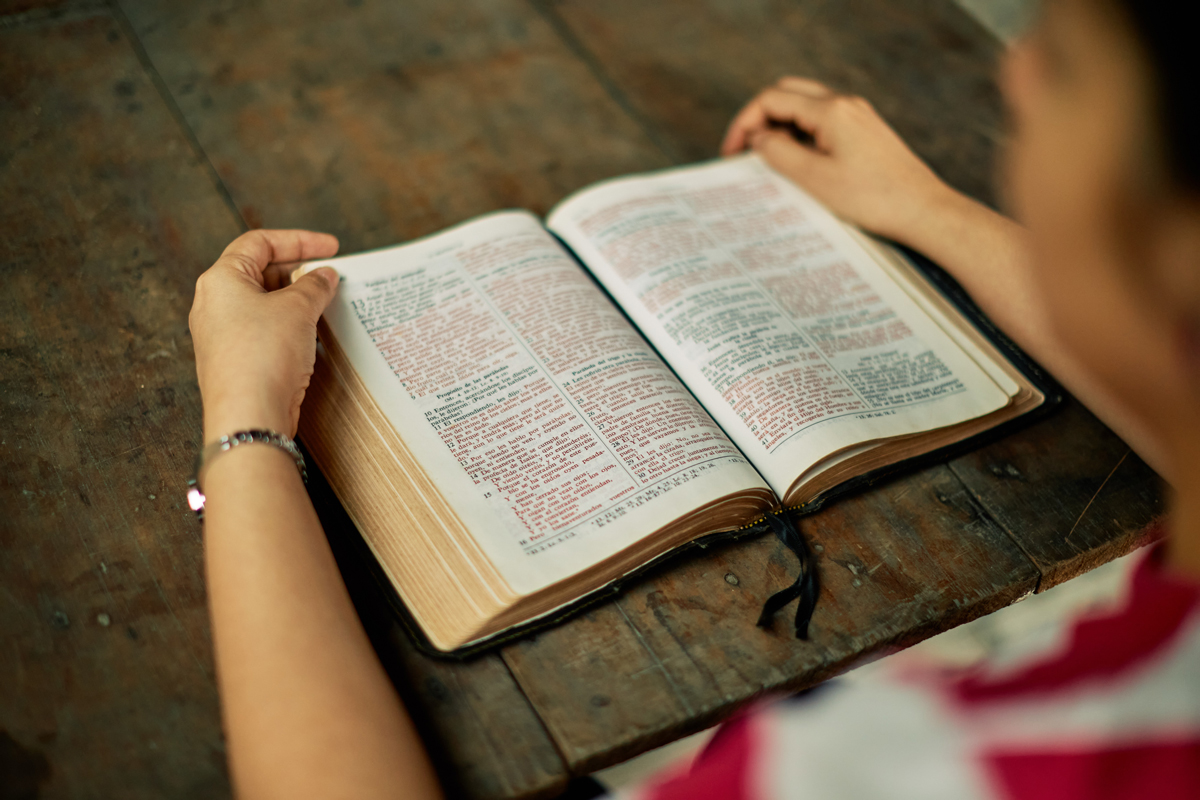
[[623, 543, 1200, 799]]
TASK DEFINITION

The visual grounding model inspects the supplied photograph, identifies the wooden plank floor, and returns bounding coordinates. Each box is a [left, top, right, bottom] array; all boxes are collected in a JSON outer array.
[[0, 1, 1164, 798]]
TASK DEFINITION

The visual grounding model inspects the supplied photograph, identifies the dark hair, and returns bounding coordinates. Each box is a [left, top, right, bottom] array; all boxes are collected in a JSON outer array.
[[1115, 1, 1200, 191]]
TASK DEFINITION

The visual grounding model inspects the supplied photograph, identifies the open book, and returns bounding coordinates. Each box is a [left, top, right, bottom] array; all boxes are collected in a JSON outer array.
[[295, 154, 1049, 653]]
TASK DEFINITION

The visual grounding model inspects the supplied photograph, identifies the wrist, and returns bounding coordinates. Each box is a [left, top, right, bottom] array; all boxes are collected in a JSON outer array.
[[203, 401, 294, 445], [200, 377, 298, 444], [891, 182, 983, 254], [189, 429, 308, 519]]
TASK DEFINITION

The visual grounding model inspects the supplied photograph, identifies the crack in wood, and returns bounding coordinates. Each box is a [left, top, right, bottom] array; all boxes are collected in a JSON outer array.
[[1064, 449, 1129, 545], [614, 602, 697, 719]]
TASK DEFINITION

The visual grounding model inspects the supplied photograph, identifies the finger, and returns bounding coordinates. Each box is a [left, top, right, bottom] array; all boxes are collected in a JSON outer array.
[[216, 229, 340, 283], [262, 261, 302, 292], [775, 76, 835, 98], [282, 266, 340, 321], [754, 88, 834, 140], [721, 96, 771, 155], [750, 129, 824, 184], [723, 88, 837, 156]]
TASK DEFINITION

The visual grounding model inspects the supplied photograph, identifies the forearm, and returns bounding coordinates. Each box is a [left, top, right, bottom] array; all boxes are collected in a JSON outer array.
[[202, 444, 442, 800], [899, 189, 1169, 476], [899, 189, 1044, 347]]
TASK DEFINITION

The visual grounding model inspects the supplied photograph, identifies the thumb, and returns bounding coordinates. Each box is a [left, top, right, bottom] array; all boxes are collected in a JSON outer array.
[[285, 266, 340, 320]]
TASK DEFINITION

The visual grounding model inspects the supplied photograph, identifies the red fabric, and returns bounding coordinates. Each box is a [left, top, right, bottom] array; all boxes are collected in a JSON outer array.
[[987, 741, 1200, 799], [955, 540, 1199, 704], [646, 712, 755, 800]]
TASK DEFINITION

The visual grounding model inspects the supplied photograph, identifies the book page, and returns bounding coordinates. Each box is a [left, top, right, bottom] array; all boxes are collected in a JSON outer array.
[[304, 211, 770, 595], [546, 155, 1012, 498], [850, 227, 1020, 398]]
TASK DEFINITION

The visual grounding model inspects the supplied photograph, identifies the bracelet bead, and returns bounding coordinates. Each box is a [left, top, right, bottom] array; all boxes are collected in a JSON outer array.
[[186, 429, 307, 520]]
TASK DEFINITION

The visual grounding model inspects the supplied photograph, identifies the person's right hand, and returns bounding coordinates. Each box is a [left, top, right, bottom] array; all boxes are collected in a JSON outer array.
[[721, 76, 959, 245], [189, 229, 341, 445]]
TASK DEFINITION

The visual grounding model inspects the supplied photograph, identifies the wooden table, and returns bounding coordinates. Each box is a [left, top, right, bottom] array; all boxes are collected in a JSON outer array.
[[0, 1, 1164, 797]]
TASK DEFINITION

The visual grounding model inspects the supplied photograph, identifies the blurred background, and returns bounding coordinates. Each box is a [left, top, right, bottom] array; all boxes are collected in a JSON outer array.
[[955, 0, 1033, 41]]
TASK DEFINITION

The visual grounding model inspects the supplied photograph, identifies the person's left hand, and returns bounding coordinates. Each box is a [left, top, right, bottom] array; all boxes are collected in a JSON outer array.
[[721, 77, 954, 245], [189, 229, 340, 444]]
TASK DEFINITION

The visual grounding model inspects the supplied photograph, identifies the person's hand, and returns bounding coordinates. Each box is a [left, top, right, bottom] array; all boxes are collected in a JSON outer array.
[[189, 229, 340, 444], [721, 77, 959, 245]]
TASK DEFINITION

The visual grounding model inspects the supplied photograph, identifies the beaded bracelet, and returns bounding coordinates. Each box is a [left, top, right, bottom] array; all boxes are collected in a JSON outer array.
[[186, 429, 307, 520]]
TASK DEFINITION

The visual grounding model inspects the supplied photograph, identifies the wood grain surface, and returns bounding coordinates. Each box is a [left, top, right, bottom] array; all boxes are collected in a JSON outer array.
[[0, 10, 240, 798], [0, 0, 1163, 798], [544, 0, 1007, 204], [949, 398, 1165, 589], [118, 0, 672, 251]]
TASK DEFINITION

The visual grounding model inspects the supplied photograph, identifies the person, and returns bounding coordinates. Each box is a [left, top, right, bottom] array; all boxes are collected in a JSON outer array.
[[186, 0, 1200, 796]]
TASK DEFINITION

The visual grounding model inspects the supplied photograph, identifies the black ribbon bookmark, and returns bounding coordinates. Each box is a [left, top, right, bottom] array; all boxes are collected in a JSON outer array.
[[755, 512, 819, 640]]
